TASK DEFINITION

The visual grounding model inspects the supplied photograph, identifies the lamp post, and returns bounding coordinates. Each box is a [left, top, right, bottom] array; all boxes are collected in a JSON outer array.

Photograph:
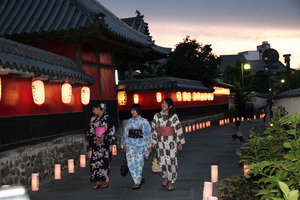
[[241, 63, 250, 88]]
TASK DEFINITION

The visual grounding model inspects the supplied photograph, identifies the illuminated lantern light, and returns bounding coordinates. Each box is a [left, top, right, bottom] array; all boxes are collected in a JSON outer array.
[[156, 92, 162, 103], [182, 92, 187, 101], [241, 117, 244, 121], [237, 117, 240, 121], [133, 94, 139, 104], [68, 159, 75, 173], [202, 122, 205, 128], [208, 121, 211, 127], [80, 155, 86, 168], [206, 122, 209, 127], [247, 118, 249, 121], [89, 151, 92, 159], [32, 79, 45, 106], [187, 92, 192, 101], [61, 82, 72, 104], [211, 165, 218, 183], [81, 86, 90, 105], [207, 93, 214, 101], [196, 92, 200, 101], [227, 119, 230, 124], [185, 126, 189, 133], [31, 173, 39, 191], [200, 93, 205, 101], [112, 145, 117, 155], [192, 125, 195, 131], [233, 118, 235, 123], [199, 123, 202, 129], [192, 92, 197, 101], [196, 123, 199, 130], [121, 145, 124, 149], [254, 115, 256, 120], [244, 164, 250, 176], [203, 181, 213, 200], [188, 125, 192, 132], [219, 120, 222, 126], [176, 91, 182, 102], [203, 93, 208, 101], [117, 91, 127, 106], [54, 164, 61, 180]]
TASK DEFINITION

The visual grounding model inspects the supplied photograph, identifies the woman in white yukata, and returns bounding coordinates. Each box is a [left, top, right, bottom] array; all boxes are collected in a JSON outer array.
[[151, 97, 185, 191], [121, 104, 151, 189]]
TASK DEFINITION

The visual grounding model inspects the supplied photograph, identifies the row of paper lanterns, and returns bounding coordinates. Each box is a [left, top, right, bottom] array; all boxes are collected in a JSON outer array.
[[30, 145, 118, 191], [219, 114, 265, 125], [185, 121, 211, 133], [0, 77, 90, 106], [117, 90, 221, 106]]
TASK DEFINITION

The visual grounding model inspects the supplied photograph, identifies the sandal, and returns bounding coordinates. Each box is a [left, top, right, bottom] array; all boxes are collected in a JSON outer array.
[[92, 183, 101, 189], [167, 183, 174, 191], [101, 182, 109, 188], [140, 178, 145, 185], [162, 179, 168, 187], [132, 184, 140, 190]]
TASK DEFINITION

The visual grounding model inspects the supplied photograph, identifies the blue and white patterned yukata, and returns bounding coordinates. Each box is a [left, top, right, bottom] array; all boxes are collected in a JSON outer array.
[[121, 116, 151, 185]]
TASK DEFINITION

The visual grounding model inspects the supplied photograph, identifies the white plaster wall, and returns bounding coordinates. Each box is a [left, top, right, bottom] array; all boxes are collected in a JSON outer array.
[[276, 97, 300, 115]]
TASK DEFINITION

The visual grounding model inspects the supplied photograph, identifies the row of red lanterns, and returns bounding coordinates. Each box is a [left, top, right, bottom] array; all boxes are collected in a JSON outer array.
[[32, 80, 90, 106]]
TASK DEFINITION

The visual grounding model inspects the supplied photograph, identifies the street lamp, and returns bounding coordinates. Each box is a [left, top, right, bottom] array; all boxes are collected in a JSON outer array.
[[241, 63, 250, 87]]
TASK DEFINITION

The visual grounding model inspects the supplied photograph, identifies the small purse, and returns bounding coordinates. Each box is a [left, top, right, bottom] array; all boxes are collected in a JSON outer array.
[[120, 154, 129, 176], [152, 151, 161, 173]]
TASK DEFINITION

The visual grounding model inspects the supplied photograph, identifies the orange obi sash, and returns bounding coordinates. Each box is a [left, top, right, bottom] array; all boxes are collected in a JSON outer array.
[[158, 127, 174, 136]]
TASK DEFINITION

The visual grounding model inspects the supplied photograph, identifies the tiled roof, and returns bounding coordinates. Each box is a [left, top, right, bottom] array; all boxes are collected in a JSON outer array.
[[0, 0, 170, 55], [0, 37, 94, 85], [274, 88, 300, 100], [118, 77, 213, 92]]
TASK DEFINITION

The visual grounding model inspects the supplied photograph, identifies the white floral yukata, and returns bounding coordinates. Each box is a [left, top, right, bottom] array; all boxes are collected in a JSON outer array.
[[121, 116, 151, 185], [151, 111, 185, 183]]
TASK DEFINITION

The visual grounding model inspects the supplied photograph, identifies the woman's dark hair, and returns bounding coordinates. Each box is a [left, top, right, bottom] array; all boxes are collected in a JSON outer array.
[[163, 97, 175, 118], [91, 101, 103, 110], [130, 104, 142, 115]]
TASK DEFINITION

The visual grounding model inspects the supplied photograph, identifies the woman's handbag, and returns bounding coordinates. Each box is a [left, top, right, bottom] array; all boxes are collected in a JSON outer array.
[[120, 154, 129, 176], [152, 151, 161, 173]]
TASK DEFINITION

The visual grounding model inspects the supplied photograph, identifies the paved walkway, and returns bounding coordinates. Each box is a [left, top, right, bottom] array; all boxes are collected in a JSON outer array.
[[28, 119, 265, 200]]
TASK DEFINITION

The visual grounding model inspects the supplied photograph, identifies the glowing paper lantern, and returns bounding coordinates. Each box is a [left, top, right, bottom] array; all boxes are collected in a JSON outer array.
[[80, 155, 86, 168], [156, 92, 162, 103], [68, 159, 75, 173], [31, 173, 39, 191], [182, 92, 187, 101], [200, 93, 205, 101], [233, 118, 236, 123], [254, 115, 256, 120], [81, 86, 90, 105], [199, 123, 202, 129], [203, 181, 213, 200], [185, 126, 189, 133], [54, 164, 61, 180], [32, 79, 45, 106], [202, 122, 205, 128], [133, 94, 139, 104], [196, 92, 201, 101], [196, 124, 199, 130], [187, 92, 192, 101], [188, 125, 192, 132], [244, 164, 250, 176], [192, 124, 195, 131], [192, 92, 197, 101], [121, 145, 124, 149], [211, 165, 218, 183], [176, 91, 182, 101], [117, 91, 127, 106], [241, 117, 244, 121], [61, 82, 72, 104], [112, 145, 117, 155], [203, 93, 208, 101]]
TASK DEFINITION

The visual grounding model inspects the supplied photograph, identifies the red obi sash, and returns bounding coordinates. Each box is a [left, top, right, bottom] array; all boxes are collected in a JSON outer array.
[[158, 127, 174, 136], [95, 127, 107, 137]]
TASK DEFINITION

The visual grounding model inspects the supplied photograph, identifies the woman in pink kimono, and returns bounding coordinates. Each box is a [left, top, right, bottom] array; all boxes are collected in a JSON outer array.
[[151, 97, 185, 191]]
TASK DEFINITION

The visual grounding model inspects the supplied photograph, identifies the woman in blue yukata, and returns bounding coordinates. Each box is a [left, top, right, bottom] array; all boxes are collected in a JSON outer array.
[[121, 104, 151, 189], [86, 101, 115, 189]]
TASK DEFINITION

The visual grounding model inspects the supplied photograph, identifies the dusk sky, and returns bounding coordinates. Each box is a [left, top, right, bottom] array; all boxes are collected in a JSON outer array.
[[100, 0, 300, 69]]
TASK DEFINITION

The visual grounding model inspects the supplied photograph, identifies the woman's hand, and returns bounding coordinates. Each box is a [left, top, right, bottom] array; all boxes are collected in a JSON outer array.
[[178, 144, 183, 151], [151, 143, 156, 149]]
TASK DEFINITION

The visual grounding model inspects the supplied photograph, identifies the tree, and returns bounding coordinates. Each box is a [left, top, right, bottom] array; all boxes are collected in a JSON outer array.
[[163, 36, 220, 87]]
